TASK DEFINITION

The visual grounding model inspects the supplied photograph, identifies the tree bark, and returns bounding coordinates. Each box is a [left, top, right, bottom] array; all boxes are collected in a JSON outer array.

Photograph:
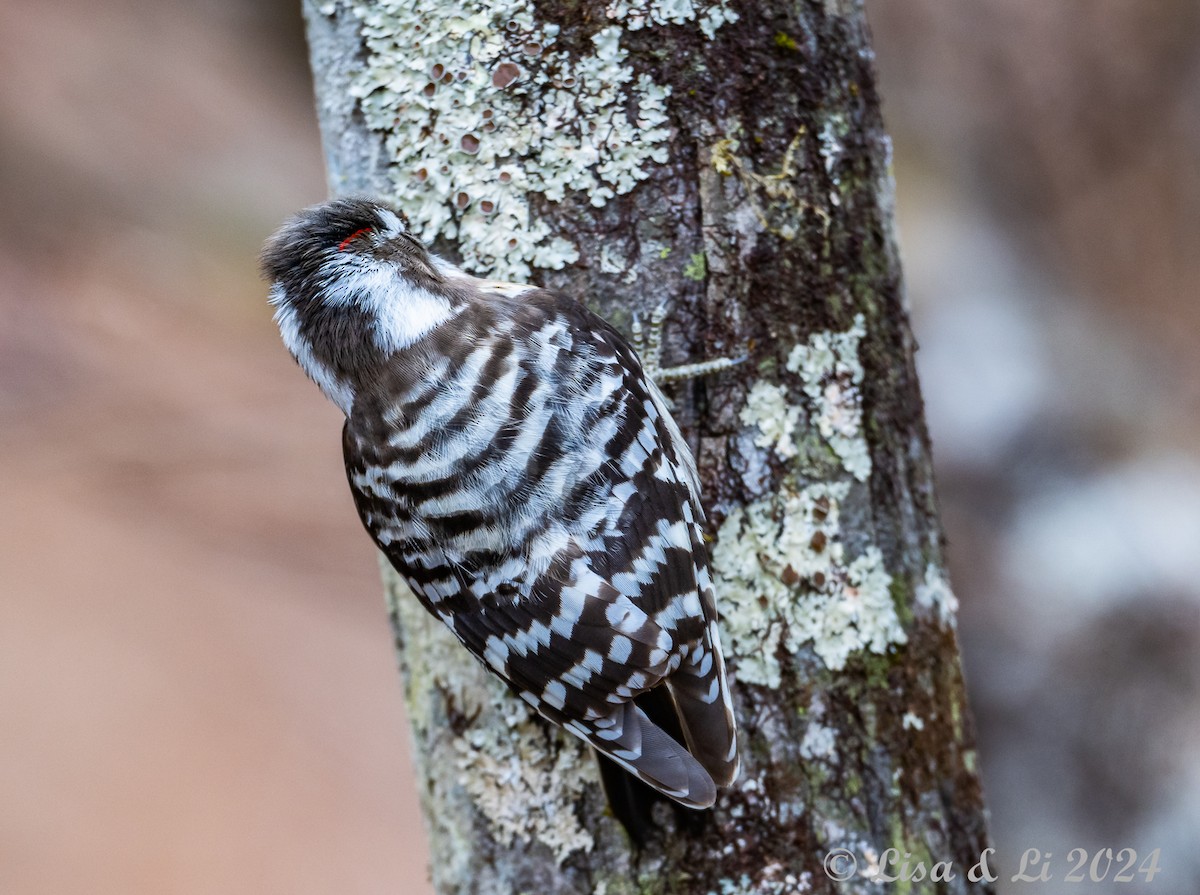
[[300, 1, 992, 892]]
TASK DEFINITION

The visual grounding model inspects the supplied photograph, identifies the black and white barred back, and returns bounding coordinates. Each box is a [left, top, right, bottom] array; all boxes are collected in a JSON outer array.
[[262, 198, 738, 812]]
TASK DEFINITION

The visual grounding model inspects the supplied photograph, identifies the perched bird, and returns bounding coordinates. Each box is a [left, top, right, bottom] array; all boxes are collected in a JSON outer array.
[[262, 197, 738, 830]]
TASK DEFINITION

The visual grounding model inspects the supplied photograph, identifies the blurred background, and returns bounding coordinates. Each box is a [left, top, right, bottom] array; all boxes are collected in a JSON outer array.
[[1, 1, 1196, 892]]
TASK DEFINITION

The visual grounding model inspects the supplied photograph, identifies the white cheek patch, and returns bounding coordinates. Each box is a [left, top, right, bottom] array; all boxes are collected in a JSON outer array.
[[321, 258, 457, 354], [367, 277, 457, 354], [272, 297, 356, 415]]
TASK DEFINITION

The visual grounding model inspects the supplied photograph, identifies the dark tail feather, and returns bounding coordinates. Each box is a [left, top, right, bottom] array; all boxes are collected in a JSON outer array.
[[668, 624, 740, 786], [597, 687, 710, 844]]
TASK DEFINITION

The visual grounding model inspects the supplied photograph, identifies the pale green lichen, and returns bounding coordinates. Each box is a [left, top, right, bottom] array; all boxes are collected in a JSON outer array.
[[816, 112, 849, 207], [785, 314, 872, 481], [901, 711, 925, 731], [599, 242, 637, 283], [717, 319, 901, 677], [606, 0, 739, 39], [914, 562, 959, 627], [349, 1, 736, 279], [710, 870, 813, 895], [740, 381, 803, 460], [798, 694, 838, 760], [454, 703, 595, 862], [799, 720, 837, 760], [713, 482, 906, 681]]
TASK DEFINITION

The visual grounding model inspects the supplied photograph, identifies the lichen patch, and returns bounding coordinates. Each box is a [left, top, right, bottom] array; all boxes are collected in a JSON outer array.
[[799, 721, 837, 761], [740, 381, 803, 460], [785, 314, 871, 481], [713, 482, 906, 682], [349, 1, 736, 279], [605, 0, 739, 39], [817, 112, 848, 206], [454, 703, 595, 863], [711, 870, 814, 895], [901, 711, 925, 731], [915, 562, 959, 628]]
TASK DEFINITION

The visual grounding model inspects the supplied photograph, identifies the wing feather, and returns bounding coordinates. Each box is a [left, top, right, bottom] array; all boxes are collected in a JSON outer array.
[[343, 289, 737, 807]]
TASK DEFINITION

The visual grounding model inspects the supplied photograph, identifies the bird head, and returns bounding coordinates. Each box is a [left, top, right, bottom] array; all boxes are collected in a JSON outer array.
[[261, 197, 456, 414]]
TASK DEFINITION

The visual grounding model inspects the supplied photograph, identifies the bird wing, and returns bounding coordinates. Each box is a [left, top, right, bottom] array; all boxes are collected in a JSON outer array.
[[587, 373, 740, 789], [421, 536, 718, 807], [342, 290, 735, 804]]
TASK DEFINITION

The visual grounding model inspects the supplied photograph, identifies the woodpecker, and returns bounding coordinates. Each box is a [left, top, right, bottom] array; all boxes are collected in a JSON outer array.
[[262, 197, 738, 828]]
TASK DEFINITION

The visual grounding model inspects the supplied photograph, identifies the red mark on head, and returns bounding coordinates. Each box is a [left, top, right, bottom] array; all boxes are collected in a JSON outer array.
[[337, 227, 373, 251]]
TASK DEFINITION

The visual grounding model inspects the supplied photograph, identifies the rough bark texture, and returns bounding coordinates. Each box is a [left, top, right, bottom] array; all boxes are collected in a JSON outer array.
[[301, 1, 992, 892]]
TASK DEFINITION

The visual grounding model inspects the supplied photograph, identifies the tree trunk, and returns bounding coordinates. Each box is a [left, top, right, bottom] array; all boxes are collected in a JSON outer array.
[[300, 1, 992, 892]]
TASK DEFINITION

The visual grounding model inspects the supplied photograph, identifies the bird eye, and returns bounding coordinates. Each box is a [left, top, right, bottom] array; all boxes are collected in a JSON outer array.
[[337, 227, 374, 252]]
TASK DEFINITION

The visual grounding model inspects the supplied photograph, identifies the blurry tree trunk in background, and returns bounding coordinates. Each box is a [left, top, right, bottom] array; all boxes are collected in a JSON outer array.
[[301, 1, 991, 892]]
